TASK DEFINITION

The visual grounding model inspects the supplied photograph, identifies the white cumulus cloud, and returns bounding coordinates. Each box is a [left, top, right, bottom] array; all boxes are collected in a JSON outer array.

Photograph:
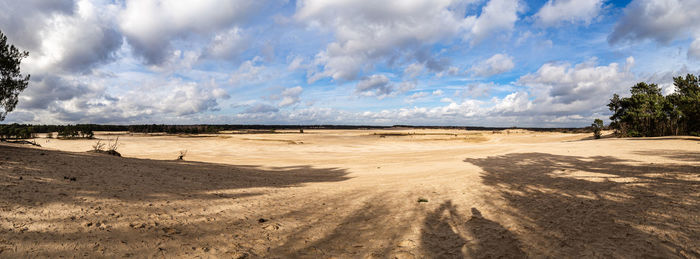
[[470, 53, 515, 77], [296, 0, 521, 82], [535, 0, 604, 27]]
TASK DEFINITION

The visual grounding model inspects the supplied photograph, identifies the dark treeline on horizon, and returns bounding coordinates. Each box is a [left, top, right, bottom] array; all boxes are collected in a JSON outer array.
[[0, 123, 593, 139]]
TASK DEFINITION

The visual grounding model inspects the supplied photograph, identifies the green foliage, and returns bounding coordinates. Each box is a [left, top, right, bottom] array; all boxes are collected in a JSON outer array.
[[670, 74, 700, 134], [591, 118, 603, 139], [608, 74, 700, 137], [56, 125, 95, 139], [0, 30, 30, 121], [0, 123, 33, 139], [127, 124, 222, 134]]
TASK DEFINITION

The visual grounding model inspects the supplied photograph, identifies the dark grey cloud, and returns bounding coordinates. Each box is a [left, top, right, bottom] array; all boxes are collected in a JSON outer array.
[[608, 0, 700, 45], [355, 74, 393, 97], [4, 110, 36, 122], [18, 75, 91, 110], [0, 0, 75, 50], [51, 104, 146, 124], [414, 48, 450, 72], [58, 27, 123, 73], [123, 36, 170, 66]]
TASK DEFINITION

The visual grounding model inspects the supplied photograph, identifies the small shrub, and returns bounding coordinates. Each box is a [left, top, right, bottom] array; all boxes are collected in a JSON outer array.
[[177, 150, 187, 160], [92, 140, 106, 151], [592, 118, 604, 139], [107, 137, 119, 152], [90, 137, 120, 156], [417, 198, 428, 203]]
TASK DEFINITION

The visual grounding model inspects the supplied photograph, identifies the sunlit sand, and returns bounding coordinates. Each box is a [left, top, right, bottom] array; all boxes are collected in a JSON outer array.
[[1, 129, 698, 257]]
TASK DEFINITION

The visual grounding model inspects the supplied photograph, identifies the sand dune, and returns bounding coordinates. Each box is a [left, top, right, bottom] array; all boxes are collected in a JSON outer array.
[[1, 130, 698, 258]]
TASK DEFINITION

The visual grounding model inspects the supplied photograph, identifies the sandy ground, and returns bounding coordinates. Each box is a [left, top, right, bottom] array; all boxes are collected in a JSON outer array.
[[0, 129, 699, 258]]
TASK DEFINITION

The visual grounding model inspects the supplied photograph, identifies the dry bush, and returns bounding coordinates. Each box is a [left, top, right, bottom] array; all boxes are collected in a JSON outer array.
[[177, 150, 187, 160], [107, 137, 119, 152], [92, 140, 106, 151], [90, 137, 121, 157]]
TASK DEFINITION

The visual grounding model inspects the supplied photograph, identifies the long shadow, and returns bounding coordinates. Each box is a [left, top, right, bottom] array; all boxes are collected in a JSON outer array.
[[0, 144, 350, 206], [464, 153, 700, 258], [567, 136, 700, 142], [633, 149, 700, 162], [421, 201, 526, 258], [272, 196, 410, 257], [0, 144, 352, 257], [625, 136, 700, 141]]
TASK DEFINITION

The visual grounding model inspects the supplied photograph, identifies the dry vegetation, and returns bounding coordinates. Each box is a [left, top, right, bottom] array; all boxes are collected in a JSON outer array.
[[0, 129, 698, 258], [89, 137, 121, 156]]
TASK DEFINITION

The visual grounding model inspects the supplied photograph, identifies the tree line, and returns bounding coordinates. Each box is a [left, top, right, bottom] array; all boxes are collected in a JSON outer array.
[[606, 74, 700, 137], [128, 124, 222, 134], [0, 124, 100, 139], [0, 124, 224, 138]]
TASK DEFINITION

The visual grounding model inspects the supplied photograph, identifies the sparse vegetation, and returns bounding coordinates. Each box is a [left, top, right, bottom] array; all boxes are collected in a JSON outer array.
[[90, 137, 120, 156], [592, 119, 603, 139], [417, 198, 428, 203], [177, 150, 187, 160], [92, 140, 106, 152]]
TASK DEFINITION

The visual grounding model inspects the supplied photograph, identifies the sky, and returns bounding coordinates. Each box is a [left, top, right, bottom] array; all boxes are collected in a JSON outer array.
[[1, 0, 699, 127]]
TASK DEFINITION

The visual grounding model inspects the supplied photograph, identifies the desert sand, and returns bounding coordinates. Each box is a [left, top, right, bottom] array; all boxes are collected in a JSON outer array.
[[0, 129, 698, 258]]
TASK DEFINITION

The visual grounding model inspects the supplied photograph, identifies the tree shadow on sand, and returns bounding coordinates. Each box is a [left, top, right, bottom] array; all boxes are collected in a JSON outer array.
[[270, 193, 417, 258], [421, 201, 526, 258], [0, 144, 353, 257], [633, 149, 700, 162], [464, 153, 700, 258], [0, 144, 350, 206]]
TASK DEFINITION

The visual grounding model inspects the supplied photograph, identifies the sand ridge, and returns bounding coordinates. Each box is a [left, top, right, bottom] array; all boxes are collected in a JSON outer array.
[[0, 130, 699, 258]]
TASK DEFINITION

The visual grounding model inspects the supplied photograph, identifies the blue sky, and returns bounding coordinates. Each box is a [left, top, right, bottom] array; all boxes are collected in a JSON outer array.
[[1, 0, 699, 126]]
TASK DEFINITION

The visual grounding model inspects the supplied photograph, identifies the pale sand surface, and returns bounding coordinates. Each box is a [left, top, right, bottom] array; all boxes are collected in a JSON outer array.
[[1, 129, 699, 258]]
